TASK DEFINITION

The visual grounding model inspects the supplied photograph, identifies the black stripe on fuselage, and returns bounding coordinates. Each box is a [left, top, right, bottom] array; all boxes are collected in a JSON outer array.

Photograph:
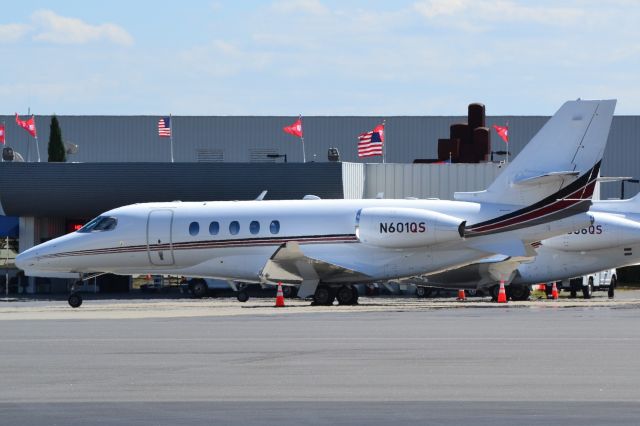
[[41, 234, 359, 259]]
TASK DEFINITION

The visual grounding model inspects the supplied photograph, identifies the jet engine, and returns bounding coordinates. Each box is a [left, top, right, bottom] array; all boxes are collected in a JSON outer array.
[[355, 207, 465, 249]]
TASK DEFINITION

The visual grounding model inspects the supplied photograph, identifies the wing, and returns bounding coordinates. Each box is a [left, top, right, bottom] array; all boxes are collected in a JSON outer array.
[[260, 241, 372, 285], [414, 255, 529, 289]]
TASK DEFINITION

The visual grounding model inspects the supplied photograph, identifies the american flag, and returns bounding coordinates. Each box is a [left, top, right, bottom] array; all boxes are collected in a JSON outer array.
[[158, 117, 171, 137], [358, 123, 384, 158]]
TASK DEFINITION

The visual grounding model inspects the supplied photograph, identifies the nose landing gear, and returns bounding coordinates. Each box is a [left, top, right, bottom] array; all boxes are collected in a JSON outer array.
[[67, 273, 107, 308]]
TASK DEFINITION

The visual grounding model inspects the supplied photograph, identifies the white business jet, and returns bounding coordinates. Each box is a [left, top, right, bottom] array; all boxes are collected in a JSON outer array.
[[514, 193, 640, 295], [418, 199, 640, 300], [16, 100, 616, 307]]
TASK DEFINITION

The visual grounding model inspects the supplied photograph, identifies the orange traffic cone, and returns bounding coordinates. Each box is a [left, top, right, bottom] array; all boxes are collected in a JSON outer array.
[[457, 289, 466, 301], [497, 281, 507, 303], [551, 282, 559, 300], [275, 282, 286, 307]]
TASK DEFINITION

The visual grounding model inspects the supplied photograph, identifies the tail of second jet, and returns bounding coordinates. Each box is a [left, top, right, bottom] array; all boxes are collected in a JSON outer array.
[[456, 99, 616, 237], [592, 191, 640, 214]]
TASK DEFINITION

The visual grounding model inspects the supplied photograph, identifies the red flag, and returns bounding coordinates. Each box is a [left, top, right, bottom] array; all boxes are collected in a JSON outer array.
[[493, 124, 508, 143], [373, 123, 385, 142], [15, 113, 37, 138], [0, 124, 5, 144], [283, 118, 303, 138]]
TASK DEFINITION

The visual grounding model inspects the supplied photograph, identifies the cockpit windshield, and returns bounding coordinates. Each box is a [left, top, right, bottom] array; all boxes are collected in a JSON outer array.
[[77, 216, 118, 233]]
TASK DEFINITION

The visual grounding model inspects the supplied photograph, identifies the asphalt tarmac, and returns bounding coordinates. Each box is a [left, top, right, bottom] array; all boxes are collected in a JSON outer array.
[[2, 294, 640, 425]]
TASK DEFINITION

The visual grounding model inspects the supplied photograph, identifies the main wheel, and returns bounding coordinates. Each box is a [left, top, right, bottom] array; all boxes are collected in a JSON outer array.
[[569, 281, 578, 298], [282, 285, 297, 298], [191, 279, 208, 299], [545, 283, 559, 299], [336, 286, 356, 305], [608, 275, 616, 298], [583, 277, 593, 299], [68, 293, 83, 308], [508, 285, 530, 301], [490, 285, 500, 301], [313, 286, 335, 306], [237, 290, 249, 302], [416, 286, 428, 298]]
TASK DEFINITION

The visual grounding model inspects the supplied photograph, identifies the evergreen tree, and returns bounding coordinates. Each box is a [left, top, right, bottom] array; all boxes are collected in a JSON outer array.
[[48, 115, 66, 162]]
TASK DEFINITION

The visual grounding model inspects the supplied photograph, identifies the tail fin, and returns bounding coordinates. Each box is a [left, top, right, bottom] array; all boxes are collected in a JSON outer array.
[[455, 99, 616, 206], [592, 191, 640, 214]]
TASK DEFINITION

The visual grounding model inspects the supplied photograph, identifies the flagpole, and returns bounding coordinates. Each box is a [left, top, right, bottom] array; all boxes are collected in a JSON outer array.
[[35, 137, 41, 162], [1, 120, 5, 162], [33, 113, 40, 162], [26, 107, 31, 162], [299, 114, 306, 163], [382, 119, 386, 164], [506, 120, 509, 164], [170, 113, 174, 163]]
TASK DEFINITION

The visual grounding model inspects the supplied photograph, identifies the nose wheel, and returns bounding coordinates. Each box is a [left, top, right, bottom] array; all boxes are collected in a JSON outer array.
[[68, 292, 83, 308]]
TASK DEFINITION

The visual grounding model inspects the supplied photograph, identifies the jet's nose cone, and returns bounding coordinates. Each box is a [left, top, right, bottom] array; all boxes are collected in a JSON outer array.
[[15, 247, 38, 271]]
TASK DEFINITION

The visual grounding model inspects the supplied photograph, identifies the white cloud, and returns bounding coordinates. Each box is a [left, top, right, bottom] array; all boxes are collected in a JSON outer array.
[[413, 0, 584, 28], [0, 23, 31, 43], [413, 0, 468, 18], [271, 0, 329, 15], [477, 1, 583, 25], [31, 10, 133, 46], [179, 39, 274, 78]]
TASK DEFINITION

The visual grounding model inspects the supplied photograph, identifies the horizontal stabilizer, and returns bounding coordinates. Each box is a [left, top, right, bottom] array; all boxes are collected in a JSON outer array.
[[513, 171, 579, 186]]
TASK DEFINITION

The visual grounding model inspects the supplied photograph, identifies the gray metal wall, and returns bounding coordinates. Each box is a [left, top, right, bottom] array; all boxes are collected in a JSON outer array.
[[364, 163, 504, 200], [2, 114, 638, 199]]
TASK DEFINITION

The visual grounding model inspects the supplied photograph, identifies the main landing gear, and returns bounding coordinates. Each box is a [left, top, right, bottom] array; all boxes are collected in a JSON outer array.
[[68, 280, 84, 308], [312, 285, 358, 306], [489, 284, 531, 301], [68, 292, 83, 308], [237, 284, 250, 303]]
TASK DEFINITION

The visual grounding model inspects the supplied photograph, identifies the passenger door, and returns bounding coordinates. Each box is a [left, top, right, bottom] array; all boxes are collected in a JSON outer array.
[[147, 210, 175, 266]]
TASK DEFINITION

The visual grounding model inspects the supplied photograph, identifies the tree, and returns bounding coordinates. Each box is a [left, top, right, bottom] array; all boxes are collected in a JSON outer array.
[[48, 115, 66, 162]]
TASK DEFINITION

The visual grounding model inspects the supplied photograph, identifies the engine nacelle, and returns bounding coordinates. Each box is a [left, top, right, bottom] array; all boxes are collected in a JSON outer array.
[[355, 207, 465, 249]]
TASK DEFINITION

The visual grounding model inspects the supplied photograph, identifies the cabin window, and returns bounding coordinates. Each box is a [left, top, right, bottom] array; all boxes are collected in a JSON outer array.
[[250, 221, 260, 235], [270, 220, 280, 234], [189, 222, 200, 236], [77, 216, 118, 233], [229, 221, 240, 235], [209, 221, 220, 235]]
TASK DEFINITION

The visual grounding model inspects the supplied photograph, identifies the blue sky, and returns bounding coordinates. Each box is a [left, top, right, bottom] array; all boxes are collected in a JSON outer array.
[[2, 0, 639, 115]]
